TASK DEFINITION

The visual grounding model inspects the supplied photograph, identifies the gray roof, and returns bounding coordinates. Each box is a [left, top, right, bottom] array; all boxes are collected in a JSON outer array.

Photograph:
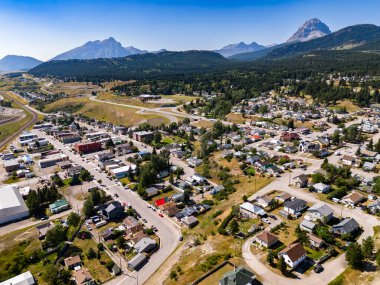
[[219, 266, 255, 285], [300, 219, 316, 230], [308, 204, 333, 217], [128, 253, 147, 269], [284, 199, 307, 210], [332, 218, 359, 233], [133, 237, 157, 253]]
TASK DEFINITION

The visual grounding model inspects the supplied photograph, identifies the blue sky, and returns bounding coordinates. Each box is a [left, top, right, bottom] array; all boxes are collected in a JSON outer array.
[[1, 0, 380, 60]]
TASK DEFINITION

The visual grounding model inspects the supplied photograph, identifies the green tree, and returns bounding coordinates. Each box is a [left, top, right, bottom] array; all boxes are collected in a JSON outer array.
[[67, 212, 81, 227], [367, 139, 374, 151], [267, 250, 276, 266], [229, 219, 239, 234], [87, 247, 97, 259], [83, 199, 94, 218], [361, 236, 374, 259], [346, 242, 364, 269], [70, 173, 81, 186], [277, 256, 287, 273], [45, 224, 67, 247], [43, 265, 71, 285], [116, 236, 126, 248]]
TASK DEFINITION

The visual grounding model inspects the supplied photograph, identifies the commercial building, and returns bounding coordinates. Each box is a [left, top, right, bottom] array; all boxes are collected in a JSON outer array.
[[128, 253, 147, 270], [38, 154, 68, 168], [133, 131, 154, 142], [110, 165, 136, 179], [75, 142, 102, 154], [3, 159, 19, 172], [0, 185, 29, 225]]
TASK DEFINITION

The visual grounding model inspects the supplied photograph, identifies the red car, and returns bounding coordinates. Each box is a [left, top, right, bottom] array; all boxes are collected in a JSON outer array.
[[158, 213, 164, 217]]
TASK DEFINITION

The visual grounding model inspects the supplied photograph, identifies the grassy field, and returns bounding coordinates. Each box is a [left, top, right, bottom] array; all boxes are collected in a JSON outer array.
[[97, 92, 200, 108], [192, 120, 214, 129], [44, 97, 169, 127], [45, 82, 103, 97], [225, 113, 247, 124], [198, 263, 234, 285], [335, 100, 362, 113]]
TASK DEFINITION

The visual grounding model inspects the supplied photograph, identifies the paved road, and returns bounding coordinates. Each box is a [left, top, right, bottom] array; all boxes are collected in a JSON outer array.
[[34, 129, 182, 285]]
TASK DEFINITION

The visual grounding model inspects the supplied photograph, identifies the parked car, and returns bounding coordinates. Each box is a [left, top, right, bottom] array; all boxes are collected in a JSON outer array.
[[313, 264, 323, 273]]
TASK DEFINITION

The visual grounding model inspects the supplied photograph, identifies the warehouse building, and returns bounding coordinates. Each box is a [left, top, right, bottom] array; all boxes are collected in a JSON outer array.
[[0, 185, 29, 225], [75, 142, 102, 154], [0, 271, 35, 285]]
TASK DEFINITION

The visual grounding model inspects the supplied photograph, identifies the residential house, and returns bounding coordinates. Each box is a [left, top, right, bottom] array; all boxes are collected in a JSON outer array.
[[49, 199, 69, 214], [305, 204, 334, 222], [283, 199, 307, 216], [73, 268, 95, 285], [127, 253, 147, 270], [278, 243, 307, 268], [313, 183, 331, 194], [181, 216, 199, 228], [341, 155, 360, 167], [300, 219, 316, 233], [104, 201, 124, 220], [36, 222, 53, 239], [145, 187, 159, 198], [239, 202, 266, 218], [188, 157, 203, 168], [159, 201, 180, 217], [256, 195, 273, 208], [255, 231, 279, 248], [368, 200, 380, 214], [123, 216, 139, 228], [331, 218, 360, 236], [307, 233, 324, 249], [218, 266, 256, 285], [341, 192, 366, 207], [275, 193, 292, 203], [363, 161, 376, 172], [133, 237, 157, 253], [64, 255, 82, 270], [292, 174, 308, 188]]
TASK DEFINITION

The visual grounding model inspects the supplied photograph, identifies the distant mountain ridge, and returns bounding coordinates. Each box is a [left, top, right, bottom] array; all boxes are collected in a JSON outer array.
[[50, 37, 147, 61], [214, 42, 266, 57], [287, 18, 331, 43], [0, 55, 42, 72], [30, 50, 231, 81]]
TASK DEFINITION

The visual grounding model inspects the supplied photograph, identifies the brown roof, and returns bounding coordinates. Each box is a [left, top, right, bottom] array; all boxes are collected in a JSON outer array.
[[125, 224, 144, 236], [73, 268, 94, 285], [279, 243, 306, 262], [123, 216, 139, 227], [342, 155, 355, 162], [159, 201, 176, 211], [64, 255, 81, 267], [307, 233, 323, 245], [125, 231, 147, 244], [345, 192, 365, 204], [256, 231, 278, 245]]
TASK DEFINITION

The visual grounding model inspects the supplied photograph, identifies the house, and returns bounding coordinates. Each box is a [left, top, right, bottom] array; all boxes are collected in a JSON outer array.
[[3, 159, 19, 172], [307, 233, 324, 249], [134, 237, 157, 253], [278, 243, 307, 268], [73, 268, 95, 285], [181, 216, 199, 228], [123, 216, 139, 228], [300, 219, 316, 233], [275, 193, 292, 203], [145, 187, 159, 198], [341, 192, 366, 207], [313, 183, 330, 194], [239, 202, 266, 218], [125, 224, 144, 236], [188, 157, 203, 168], [49, 199, 69, 214], [104, 201, 124, 220], [64, 255, 82, 270], [159, 201, 180, 217], [128, 253, 147, 270], [363, 161, 376, 172], [211, 185, 225, 195], [305, 204, 334, 222], [218, 266, 256, 285], [36, 222, 53, 239], [299, 141, 319, 153], [281, 132, 300, 142], [292, 174, 308, 188], [368, 200, 380, 214], [256, 195, 273, 208], [331, 218, 360, 236], [283, 199, 307, 216], [246, 155, 261, 165], [341, 155, 360, 167], [255, 231, 278, 248]]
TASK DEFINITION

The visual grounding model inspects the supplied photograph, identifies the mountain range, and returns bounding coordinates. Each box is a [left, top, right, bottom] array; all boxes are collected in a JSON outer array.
[[214, 42, 266, 57], [0, 55, 42, 72]]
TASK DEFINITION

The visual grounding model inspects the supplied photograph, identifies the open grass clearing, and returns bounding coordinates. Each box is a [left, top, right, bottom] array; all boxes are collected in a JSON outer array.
[[197, 262, 234, 285]]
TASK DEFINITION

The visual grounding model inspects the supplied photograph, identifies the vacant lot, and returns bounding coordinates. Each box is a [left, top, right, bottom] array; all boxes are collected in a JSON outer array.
[[44, 97, 169, 126], [198, 262, 234, 285]]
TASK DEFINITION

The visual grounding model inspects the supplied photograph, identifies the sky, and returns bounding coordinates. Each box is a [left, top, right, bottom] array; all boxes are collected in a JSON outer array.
[[1, 0, 380, 60]]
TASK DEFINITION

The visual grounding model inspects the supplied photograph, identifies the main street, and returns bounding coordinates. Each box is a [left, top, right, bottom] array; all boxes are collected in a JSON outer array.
[[34, 129, 182, 285]]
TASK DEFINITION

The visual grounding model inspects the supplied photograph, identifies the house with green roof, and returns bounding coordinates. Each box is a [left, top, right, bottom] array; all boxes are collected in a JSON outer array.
[[218, 266, 256, 285], [49, 199, 69, 214]]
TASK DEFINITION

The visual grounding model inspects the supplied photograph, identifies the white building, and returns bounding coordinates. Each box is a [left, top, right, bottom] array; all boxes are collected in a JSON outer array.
[[278, 243, 307, 268], [0, 271, 35, 285], [0, 185, 29, 225]]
